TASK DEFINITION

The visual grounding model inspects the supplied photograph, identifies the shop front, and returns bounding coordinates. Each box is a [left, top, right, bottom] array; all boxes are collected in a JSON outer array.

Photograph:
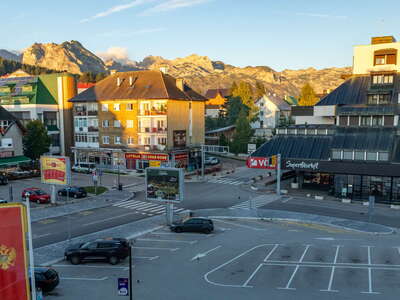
[[125, 152, 169, 170]]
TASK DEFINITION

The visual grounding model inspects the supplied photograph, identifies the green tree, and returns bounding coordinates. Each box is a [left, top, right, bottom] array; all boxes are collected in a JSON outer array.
[[23, 120, 51, 161], [230, 109, 254, 155], [219, 133, 229, 146], [226, 96, 247, 125], [232, 81, 259, 121], [298, 83, 319, 106], [255, 81, 266, 99]]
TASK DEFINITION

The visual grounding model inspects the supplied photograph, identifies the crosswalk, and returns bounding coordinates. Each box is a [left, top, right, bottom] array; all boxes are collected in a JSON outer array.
[[113, 199, 187, 216], [230, 195, 281, 210], [124, 183, 146, 193], [207, 178, 246, 186]]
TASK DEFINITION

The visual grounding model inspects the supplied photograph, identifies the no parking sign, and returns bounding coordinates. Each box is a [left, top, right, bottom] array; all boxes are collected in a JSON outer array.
[[117, 278, 129, 296]]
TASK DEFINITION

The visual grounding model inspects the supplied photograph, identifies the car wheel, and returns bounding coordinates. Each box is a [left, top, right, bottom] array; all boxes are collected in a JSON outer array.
[[175, 227, 182, 233], [203, 228, 211, 234], [58, 192, 63, 196], [73, 194, 78, 199], [70, 256, 81, 265], [109, 256, 119, 265]]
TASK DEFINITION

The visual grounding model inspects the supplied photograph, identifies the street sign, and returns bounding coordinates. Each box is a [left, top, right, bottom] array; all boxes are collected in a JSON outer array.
[[145, 167, 184, 203], [246, 156, 277, 169], [40, 156, 71, 185], [247, 144, 256, 154], [117, 278, 129, 296]]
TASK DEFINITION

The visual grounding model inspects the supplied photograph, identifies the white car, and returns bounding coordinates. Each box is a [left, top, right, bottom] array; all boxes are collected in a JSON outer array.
[[0, 199, 8, 204], [204, 156, 220, 165], [72, 163, 96, 174]]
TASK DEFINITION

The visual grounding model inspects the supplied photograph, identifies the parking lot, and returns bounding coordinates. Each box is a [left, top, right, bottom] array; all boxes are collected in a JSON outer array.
[[41, 218, 400, 300]]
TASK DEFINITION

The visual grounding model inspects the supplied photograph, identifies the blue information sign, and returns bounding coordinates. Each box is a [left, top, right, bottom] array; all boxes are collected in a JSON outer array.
[[118, 277, 129, 296]]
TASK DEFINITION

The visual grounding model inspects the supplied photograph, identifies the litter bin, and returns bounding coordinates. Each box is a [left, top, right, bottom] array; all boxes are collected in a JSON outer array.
[[118, 184, 123, 191]]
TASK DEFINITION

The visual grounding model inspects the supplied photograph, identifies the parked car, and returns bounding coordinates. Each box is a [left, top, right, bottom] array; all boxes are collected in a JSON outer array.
[[71, 163, 96, 174], [0, 198, 7, 204], [22, 188, 50, 204], [0, 174, 8, 185], [170, 217, 214, 234], [204, 156, 220, 165], [65, 238, 130, 265], [32, 267, 59, 293], [58, 187, 87, 198]]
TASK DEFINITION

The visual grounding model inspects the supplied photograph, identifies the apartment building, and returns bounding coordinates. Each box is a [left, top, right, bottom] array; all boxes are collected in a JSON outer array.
[[251, 36, 400, 204], [69, 70, 206, 170], [0, 69, 76, 156]]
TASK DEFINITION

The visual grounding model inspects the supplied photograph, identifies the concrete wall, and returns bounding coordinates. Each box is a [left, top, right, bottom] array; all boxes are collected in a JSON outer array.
[[2, 123, 24, 156], [295, 115, 335, 125]]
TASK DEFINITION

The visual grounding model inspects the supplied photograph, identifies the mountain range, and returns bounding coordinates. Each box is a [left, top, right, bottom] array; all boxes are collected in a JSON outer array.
[[0, 41, 351, 97]]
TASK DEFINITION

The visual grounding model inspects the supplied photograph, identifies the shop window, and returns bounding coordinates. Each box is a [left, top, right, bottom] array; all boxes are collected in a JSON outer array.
[[349, 116, 359, 126], [343, 150, 353, 160], [101, 104, 108, 112], [317, 128, 327, 135], [339, 116, 348, 126], [366, 152, 377, 161], [361, 116, 371, 126], [372, 116, 383, 126], [378, 152, 389, 161], [354, 151, 365, 160], [297, 128, 305, 135], [331, 150, 342, 160], [288, 129, 296, 135], [102, 136, 110, 144], [277, 128, 286, 135]]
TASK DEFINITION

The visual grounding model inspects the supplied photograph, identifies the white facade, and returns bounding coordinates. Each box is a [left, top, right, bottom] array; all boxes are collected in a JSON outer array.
[[295, 116, 335, 125]]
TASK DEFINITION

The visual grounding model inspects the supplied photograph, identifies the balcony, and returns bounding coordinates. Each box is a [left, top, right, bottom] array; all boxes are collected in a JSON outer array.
[[88, 126, 98, 132], [138, 127, 167, 134], [138, 109, 167, 116]]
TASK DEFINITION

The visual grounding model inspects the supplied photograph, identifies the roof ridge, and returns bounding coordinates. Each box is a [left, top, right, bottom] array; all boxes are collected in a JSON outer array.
[[159, 71, 170, 99]]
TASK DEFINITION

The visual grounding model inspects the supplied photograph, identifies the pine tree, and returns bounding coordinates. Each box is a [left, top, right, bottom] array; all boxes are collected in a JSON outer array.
[[230, 109, 254, 155], [232, 81, 259, 122], [298, 83, 319, 106]]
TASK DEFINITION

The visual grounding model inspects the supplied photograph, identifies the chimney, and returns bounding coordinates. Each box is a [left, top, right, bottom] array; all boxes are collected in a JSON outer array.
[[110, 70, 117, 75], [117, 77, 121, 87], [176, 78, 184, 91]]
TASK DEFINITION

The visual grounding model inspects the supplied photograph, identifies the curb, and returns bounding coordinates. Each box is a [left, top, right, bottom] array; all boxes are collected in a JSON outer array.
[[206, 215, 395, 235]]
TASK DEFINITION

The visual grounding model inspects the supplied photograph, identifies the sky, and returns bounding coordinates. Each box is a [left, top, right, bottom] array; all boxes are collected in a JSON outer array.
[[1, 0, 400, 71]]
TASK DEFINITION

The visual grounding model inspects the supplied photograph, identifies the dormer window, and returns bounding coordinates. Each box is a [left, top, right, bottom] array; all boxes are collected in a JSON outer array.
[[373, 48, 397, 65], [371, 74, 394, 85]]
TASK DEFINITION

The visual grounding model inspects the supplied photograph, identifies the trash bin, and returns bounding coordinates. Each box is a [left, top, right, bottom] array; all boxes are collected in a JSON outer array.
[[118, 184, 123, 191]]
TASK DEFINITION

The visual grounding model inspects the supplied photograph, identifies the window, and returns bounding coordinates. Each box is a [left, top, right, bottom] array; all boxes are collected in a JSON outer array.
[[317, 128, 327, 135], [114, 120, 121, 128], [127, 120, 134, 128], [260, 120, 264, 128], [114, 136, 121, 144], [127, 137, 134, 145], [366, 152, 377, 161], [75, 134, 88, 143], [361, 116, 371, 126], [374, 56, 385, 65], [89, 119, 98, 127], [339, 116, 348, 126], [349, 116, 359, 126], [102, 136, 110, 144], [354, 151, 365, 160], [102, 120, 109, 128], [126, 103, 134, 111], [0, 120, 10, 132], [101, 104, 108, 111], [343, 150, 353, 160], [1, 138, 12, 148], [50, 134, 60, 147], [367, 94, 391, 105], [260, 111, 264, 116], [372, 74, 394, 85], [113, 103, 120, 111], [143, 137, 151, 145], [332, 150, 342, 160], [384, 115, 394, 126], [88, 135, 99, 143], [372, 116, 383, 126], [378, 152, 389, 161], [374, 49, 397, 65], [158, 137, 167, 145]]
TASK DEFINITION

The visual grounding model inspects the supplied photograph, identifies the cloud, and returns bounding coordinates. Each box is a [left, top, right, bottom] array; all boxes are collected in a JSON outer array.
[[295, 12, 347, 19], [140, 0, 212, 16], [98, 27, 167, 38], [80, 0, 153, 23], [97, 47, 135, 64]]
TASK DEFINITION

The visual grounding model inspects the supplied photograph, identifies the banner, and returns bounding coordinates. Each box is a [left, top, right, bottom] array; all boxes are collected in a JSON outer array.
[[246, 156, 276, 169], [145, 167, 184, 203], [0, 204, 30, 300], [40, 156, 70, 185]]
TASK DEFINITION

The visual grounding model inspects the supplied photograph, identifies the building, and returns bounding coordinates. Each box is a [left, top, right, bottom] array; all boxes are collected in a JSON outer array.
[[69, 70, 206, 171], [77, 82, 96, 94], [0, 70, 76, 156], [0, 106, 29, 169], [205, 125, 236, 145], [250, 36, 400, 204], [204, 88, 230, 117], [251, 93, 292, 138]]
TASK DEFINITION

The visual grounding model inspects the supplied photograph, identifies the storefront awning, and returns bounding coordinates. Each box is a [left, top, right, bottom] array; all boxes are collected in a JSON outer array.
[[0, 156, 31, 166]]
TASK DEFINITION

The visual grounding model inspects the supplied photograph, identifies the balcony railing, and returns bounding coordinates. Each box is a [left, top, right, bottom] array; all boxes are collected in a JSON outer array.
[[138, 109, 167, 116], [88, 126, 98, 132], [138, 128, 167, 134]]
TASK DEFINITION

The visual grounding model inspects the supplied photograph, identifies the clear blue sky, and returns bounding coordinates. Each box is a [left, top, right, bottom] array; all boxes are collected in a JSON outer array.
[[1, 0, 400, 71]]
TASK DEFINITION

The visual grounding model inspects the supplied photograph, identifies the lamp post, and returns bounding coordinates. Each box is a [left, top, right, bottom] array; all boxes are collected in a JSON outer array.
[[25, 194, 37, 300]]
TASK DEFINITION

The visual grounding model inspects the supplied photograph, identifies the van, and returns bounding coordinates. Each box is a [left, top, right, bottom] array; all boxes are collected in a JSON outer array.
[[71, 163, 96, 174]]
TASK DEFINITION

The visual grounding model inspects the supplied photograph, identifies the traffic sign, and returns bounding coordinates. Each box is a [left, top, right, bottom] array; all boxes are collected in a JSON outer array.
[[117, 278, 129, 296]]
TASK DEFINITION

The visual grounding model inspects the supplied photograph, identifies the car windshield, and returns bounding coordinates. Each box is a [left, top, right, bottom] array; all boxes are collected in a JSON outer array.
[[35, 190, 46, 195]]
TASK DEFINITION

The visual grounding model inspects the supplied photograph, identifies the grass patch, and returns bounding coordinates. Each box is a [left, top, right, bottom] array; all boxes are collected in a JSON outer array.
[[83, 186, 108, 195]]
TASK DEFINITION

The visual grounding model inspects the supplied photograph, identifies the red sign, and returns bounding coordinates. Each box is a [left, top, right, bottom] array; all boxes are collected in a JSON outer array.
[[125, 153, 168, 161], [0, 204, 30, 300], [173, 153, 188, 160], [0, 151, 13, 158], [246, 156, 276, 169]]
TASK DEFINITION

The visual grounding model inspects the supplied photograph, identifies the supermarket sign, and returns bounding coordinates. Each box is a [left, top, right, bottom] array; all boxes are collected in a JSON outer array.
[[40, 156, 71, 185], [125, 153, 168, 161]]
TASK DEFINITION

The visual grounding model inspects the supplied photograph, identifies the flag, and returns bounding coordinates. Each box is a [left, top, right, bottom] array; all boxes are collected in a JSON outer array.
[[0, 204, 30, 300]]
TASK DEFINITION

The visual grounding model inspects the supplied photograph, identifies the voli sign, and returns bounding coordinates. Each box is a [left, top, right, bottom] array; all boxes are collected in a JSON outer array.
[[246, 156, 277, 169]]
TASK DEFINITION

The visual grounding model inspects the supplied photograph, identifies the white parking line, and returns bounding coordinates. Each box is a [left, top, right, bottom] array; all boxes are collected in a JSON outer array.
[[361, 246, 380, 295], [321, 245, 341, 293], [53, 264, 126, 269], [33, 233, 51, 239], [263, 244, 280, 262], [242, 264, 263, 287], [133, 246, 179, 251], [136, 238, 197, 244], [213, 219, 266, 231], [277, 245, 311, 290], [133, 256, 159, 260], [83, 212, 138, 226], [191, 245, 221, 261], [61, 276, 108, 281]]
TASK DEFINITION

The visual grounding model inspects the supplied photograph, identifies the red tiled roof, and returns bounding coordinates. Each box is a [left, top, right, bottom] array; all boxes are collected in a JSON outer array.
[[77, 82, 96, 89]]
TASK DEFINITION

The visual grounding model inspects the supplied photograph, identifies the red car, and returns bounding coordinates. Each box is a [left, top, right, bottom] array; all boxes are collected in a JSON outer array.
[[22, 188, 51, 204]]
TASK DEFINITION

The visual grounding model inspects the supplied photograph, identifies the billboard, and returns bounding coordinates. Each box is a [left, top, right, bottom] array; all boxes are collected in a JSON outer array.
[[0, 204, 30, 300], [246, 156, 277, 169], [40, 156, 70, 185], [145, 167, 184, 203]]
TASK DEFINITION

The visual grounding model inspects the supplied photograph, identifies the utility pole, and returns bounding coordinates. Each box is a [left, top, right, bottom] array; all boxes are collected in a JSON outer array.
[[276, 154, 281, 196], [201, 146, 205, 181], [25, 195, 37, 300], [129, 245, 133, 300]]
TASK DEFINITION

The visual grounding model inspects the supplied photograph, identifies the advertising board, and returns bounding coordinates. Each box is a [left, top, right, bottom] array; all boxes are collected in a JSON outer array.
[[246, 156, 276, 169], [145, 167, 184, 203], [40, 156, 71, 185]]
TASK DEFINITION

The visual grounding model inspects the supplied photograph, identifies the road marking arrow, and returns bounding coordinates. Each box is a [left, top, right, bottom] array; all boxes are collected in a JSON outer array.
[[191, 245, 221, 261]]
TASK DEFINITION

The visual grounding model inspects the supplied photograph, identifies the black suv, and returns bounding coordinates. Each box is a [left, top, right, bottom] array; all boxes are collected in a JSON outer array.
[[64, 238, 130, 265], [170, 218, 214, 234], [58, 186, 87, 198], [33, 267, 59, 292]]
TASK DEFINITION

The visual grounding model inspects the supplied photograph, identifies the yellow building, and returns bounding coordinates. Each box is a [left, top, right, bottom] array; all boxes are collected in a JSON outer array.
[[69, 70, 206, 170], [204, 89, 230, 117]]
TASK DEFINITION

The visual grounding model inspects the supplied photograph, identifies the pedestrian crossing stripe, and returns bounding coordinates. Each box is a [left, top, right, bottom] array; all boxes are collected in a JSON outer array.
[[113, 200, 186, 216], [230, 198, 270, 209], [208, 179, 243, 185]]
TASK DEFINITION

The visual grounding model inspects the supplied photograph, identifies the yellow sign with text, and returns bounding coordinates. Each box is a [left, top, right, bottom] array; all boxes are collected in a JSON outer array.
[[149, 160, 161, 167], [40, 156, 70, 185]]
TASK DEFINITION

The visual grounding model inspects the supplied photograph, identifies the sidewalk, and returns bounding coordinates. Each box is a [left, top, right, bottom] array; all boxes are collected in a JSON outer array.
[[31, 190, 134, 222]]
